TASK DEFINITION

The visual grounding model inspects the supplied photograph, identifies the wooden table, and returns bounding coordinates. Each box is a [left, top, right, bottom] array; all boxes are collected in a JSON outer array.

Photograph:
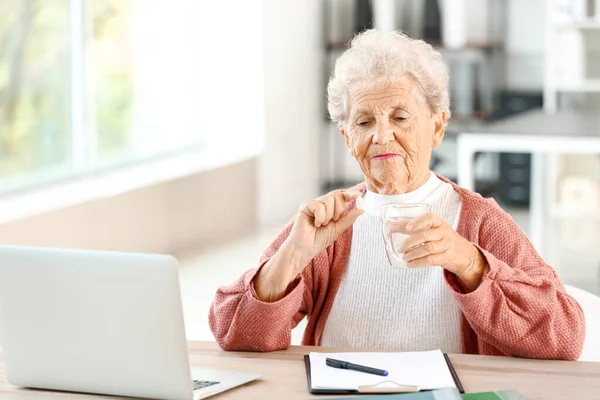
[[1, 341, 599, 399]]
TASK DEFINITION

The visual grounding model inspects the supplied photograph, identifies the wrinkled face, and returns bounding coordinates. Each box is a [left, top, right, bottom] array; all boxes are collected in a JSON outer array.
[[341, 79, 446, 195]]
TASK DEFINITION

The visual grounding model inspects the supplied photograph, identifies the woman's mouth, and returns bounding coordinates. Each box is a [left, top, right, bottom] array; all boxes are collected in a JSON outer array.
[[372, 153, 397, 160]]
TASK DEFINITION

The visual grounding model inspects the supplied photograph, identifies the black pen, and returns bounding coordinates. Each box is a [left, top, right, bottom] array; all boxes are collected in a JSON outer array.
[[325, 357, 389, 376]]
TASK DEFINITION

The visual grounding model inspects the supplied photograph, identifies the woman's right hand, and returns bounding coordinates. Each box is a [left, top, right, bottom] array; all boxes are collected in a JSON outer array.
[[253, 189, 364, 302], [288, 189, 365, 266]]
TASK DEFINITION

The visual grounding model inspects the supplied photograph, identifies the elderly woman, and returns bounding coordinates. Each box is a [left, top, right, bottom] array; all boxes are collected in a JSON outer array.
[[209, 30, 585, 360]]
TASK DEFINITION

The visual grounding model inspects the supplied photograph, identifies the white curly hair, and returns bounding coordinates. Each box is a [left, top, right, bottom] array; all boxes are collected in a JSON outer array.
[[327, 29, 450, 126]]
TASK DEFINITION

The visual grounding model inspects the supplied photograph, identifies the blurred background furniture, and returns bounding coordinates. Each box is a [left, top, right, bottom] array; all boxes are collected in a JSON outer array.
[[456, 110, 600, 259]]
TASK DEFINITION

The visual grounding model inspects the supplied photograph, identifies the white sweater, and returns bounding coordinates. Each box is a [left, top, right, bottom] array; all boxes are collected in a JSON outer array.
[[320, 173, 464, 353]]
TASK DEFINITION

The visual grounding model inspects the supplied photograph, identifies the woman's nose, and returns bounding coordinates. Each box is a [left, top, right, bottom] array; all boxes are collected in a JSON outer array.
[[372, 121, 394, 144]]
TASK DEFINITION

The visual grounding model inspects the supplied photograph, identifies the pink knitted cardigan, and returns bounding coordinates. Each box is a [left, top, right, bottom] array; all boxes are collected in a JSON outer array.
[[209, 177, 585, 360]]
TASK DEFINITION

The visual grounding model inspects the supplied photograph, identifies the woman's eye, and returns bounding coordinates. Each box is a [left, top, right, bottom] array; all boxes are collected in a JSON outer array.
[[357, 121, 369, 126], [394, 117, 406, 121]]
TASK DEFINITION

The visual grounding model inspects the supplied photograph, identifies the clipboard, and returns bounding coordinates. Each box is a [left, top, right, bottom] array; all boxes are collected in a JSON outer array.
[[303, 353, 465, 395]]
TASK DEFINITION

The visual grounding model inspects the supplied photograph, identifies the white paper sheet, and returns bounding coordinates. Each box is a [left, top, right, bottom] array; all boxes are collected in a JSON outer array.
[[309, 350, 457, 391]]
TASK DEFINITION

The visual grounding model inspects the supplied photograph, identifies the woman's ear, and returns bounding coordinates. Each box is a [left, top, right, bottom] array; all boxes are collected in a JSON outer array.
[[340, 123, 352, 148], [432, 112, 447, 147]]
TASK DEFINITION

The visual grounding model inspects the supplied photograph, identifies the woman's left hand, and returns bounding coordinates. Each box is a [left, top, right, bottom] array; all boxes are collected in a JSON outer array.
[[399, 213, 488, 290]]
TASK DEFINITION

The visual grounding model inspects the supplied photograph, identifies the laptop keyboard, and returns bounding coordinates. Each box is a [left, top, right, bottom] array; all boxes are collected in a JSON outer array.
[[193, 380, 220, 390]]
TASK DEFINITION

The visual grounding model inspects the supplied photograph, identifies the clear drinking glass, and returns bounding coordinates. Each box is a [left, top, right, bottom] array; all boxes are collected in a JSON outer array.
[[382, 203, 430, 268]]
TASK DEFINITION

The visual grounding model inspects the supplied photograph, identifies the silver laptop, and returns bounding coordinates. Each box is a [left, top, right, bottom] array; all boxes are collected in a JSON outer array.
[[0, 245, 261, 400]]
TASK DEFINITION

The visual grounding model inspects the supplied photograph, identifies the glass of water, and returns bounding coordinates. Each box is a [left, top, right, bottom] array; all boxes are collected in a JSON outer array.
[[382, 203, 430, 268]]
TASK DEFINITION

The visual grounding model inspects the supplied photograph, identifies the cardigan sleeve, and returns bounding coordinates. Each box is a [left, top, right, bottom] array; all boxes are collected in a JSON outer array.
[[445, 199, 585, 360], [208, 222, 317, 352]]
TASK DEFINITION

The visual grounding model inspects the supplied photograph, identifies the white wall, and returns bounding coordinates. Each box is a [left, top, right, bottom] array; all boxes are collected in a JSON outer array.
[[258, 0, 323, 225], [0, 159, 257, 254], [193, 0, 265, 155]]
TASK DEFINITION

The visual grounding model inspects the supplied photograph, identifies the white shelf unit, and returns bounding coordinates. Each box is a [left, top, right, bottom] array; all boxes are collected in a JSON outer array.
[[550, 205, 600, 218], [556, 79, 600, 91], [554, 19, 600, 30], [544, 0, 600, 221], [547, 151, 600, 219], [544, 1, 600, 112]]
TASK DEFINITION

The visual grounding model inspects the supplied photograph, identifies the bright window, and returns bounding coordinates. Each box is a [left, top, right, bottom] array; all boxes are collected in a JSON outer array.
[[0, 0, 208, 193], [0, 0, 71, 190], [0, 0, 264, 195]]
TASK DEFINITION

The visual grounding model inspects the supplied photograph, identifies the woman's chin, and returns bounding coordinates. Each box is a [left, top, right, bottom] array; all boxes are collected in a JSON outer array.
[[368, 174, 407, 189]]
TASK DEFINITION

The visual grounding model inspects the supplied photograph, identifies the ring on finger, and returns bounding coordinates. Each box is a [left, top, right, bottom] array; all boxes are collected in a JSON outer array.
[[403, 242, 425, 253]]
